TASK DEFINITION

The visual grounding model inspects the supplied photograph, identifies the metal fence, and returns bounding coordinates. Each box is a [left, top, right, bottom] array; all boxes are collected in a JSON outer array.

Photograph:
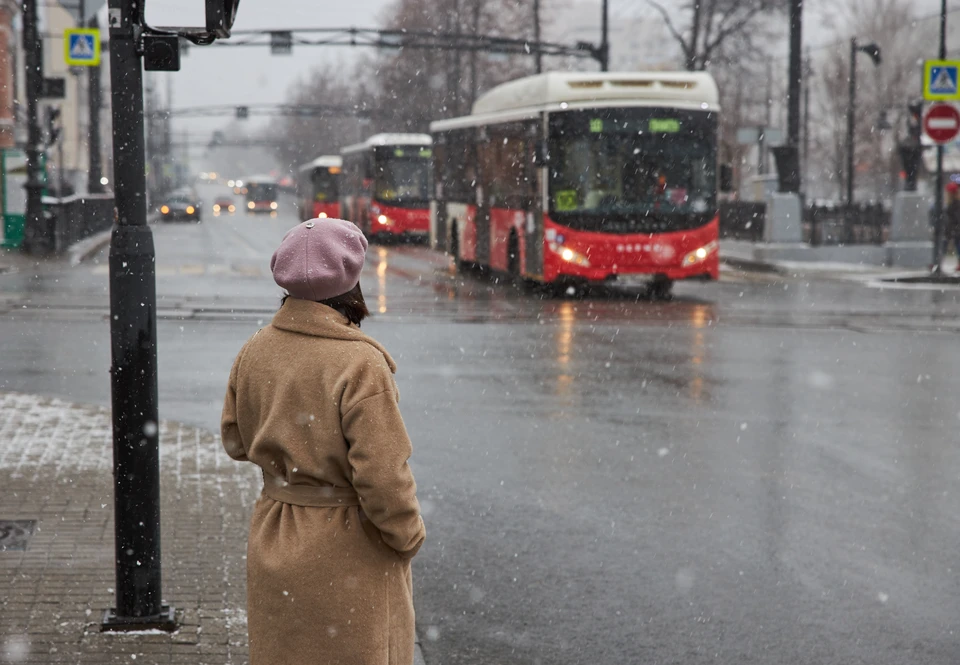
[[24, 193, 115, 255], [719, 201, 766, 242], [720, 201, 891, 246], [805, 203, 889, 246]]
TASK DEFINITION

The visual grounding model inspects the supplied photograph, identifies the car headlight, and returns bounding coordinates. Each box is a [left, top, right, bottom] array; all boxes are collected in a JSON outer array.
[[186, 206, 195, 214], [248, 201, 255, 209], [227, 180, 235, 187], [682, 240, 719, 266], [228, 205, 235, 212], [160, 205, 169, 214], [270, 202, 278, 210], [551, 243, 590, 267], [212, 204, 220, 212]]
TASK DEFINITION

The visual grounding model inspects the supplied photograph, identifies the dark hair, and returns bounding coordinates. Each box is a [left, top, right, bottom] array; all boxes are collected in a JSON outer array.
[[281, 283, 369, 327]]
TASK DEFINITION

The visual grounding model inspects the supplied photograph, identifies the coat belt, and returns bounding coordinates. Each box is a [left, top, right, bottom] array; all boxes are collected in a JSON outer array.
[[262, 476, 361, 507]]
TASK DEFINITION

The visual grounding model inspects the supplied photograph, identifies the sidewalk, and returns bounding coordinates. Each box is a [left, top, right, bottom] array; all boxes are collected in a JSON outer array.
[[0, 392, 428, 664], [719, 239, 947, 277]]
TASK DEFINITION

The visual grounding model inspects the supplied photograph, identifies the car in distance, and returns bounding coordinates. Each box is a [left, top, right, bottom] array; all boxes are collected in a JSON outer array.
[[212, 196, 236, 215], [159, 193, 202, 223]]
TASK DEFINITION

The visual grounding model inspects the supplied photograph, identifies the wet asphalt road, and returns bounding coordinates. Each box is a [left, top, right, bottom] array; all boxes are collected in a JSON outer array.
[[3, 184, 960, 664]]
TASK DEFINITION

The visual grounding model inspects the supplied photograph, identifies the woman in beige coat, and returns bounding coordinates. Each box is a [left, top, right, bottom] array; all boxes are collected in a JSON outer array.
[[221, 219, 426, 665]]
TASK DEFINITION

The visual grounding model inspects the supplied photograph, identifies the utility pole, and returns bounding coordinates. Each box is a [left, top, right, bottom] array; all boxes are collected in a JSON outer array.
[[87, 16, 103, 192], [802, 49, 811, 197], [933, 0, 948, 271], [468, 0, 481, 109], [846, 37, 856, 209], [600, 0, 609, 72], [784, 0, 802, 194], [165, 74, 173, 193], [22, 0, 46, 254], [100, 0, 173, 632], [533, 0, 542, 74]]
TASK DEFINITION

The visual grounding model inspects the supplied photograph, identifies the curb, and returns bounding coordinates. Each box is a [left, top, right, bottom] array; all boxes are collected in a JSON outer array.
[[720, 254, 784, 275], [415, 642, 426, 665], [68, 228, 112, 267]]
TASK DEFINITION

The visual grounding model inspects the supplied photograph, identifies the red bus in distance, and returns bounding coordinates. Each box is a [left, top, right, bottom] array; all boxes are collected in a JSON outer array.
[[298, 156, 342, 221], [430, 72, 722, 296], [340, 134, 433, 241]]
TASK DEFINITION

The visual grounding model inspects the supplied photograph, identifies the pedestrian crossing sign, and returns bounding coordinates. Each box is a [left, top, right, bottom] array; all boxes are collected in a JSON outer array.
[[64, 28, 101, 67], [924, 60, 960, 100]]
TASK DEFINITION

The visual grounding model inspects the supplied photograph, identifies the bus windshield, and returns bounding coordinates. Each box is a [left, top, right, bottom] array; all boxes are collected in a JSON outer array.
[[311, 169, 338, 202], [247, 183, 278, 201], [374, 147, 431, 207], [549, 109, 717, 232]]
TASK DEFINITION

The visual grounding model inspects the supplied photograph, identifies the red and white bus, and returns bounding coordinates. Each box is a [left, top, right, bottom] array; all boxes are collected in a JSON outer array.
[[430, 72, 723, 295], [340, 134, 433, 240], [297, 156, 342, 221]]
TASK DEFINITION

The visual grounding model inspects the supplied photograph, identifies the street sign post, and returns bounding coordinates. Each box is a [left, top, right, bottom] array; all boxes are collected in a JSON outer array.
[[923, 102, 960, 144], [64, 28, 101, 66], [925, 60, 960, 101]]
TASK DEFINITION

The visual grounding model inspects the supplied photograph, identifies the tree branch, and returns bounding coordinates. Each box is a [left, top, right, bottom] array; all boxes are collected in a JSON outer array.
[[648, 0, 693, 65], [702, 4, 765, 64]]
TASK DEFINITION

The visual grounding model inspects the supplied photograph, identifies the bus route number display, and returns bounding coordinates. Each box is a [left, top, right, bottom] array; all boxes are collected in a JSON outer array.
[[649, 118, 681, 133]]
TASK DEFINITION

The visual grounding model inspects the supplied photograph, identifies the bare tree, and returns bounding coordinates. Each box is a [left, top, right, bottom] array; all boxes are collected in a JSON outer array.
[[362, 0, 560, 133], [807, 0, 925, 201], [265, 65, 364, 173], [648, 0, 784, 71]]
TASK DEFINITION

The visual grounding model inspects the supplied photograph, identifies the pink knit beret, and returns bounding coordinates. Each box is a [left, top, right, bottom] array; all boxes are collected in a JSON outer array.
[[270, 219, 368, 301]]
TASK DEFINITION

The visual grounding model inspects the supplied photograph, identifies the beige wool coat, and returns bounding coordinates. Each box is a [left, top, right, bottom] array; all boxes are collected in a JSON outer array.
[[221, 297, 426, 665]]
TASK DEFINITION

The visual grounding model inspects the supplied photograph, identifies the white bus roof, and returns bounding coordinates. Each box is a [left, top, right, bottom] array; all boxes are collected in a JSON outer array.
[[340, 133, 432, 155], [299, 155, 343, 172], [244, 174, 278, 183], [431, 71, 720, 132]]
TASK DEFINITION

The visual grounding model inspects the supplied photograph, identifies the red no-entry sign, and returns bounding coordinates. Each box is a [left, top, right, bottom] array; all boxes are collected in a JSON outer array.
[[923, 103, 960, 144]]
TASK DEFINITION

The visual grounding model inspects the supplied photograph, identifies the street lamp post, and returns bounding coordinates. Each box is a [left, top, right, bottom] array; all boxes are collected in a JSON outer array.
[[845, 38, 881, 210]]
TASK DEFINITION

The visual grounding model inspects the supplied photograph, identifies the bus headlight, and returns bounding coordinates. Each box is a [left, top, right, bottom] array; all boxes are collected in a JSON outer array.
[[552, 244, 590, 267], [318, 212, 328, 218], [247, 201, 255, 209], [270, 202, 278, 210], [377, 214, 390, 225], [682, 240, 718, 266]]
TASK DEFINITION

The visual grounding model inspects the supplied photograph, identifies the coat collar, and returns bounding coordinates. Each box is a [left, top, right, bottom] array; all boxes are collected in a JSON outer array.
[[271, 298, 397, 373]]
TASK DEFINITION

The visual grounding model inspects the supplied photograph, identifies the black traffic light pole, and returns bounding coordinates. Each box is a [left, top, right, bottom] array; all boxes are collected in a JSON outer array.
[[101, 0, 174, 632], [933, 0, 948, 272], [21, 0, 46, 254]]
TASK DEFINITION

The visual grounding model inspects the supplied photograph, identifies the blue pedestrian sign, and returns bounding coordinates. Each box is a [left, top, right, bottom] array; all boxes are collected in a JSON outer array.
[[924, 60, 960, 101], [64, 28, 101, 67]]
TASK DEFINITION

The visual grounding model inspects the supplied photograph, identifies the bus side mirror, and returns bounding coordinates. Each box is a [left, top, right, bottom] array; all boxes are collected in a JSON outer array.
[[719, 164, 734, 193], [534, 140, 549, 166]]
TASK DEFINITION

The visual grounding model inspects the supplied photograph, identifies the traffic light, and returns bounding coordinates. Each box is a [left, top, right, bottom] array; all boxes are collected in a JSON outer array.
[[907, 100, 923, 142], [206, 0, 240, 38], [44, 106, 61, 147]]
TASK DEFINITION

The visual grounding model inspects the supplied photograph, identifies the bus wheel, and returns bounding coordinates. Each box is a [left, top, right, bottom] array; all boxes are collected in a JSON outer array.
[[647, 277, 674, 301]]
